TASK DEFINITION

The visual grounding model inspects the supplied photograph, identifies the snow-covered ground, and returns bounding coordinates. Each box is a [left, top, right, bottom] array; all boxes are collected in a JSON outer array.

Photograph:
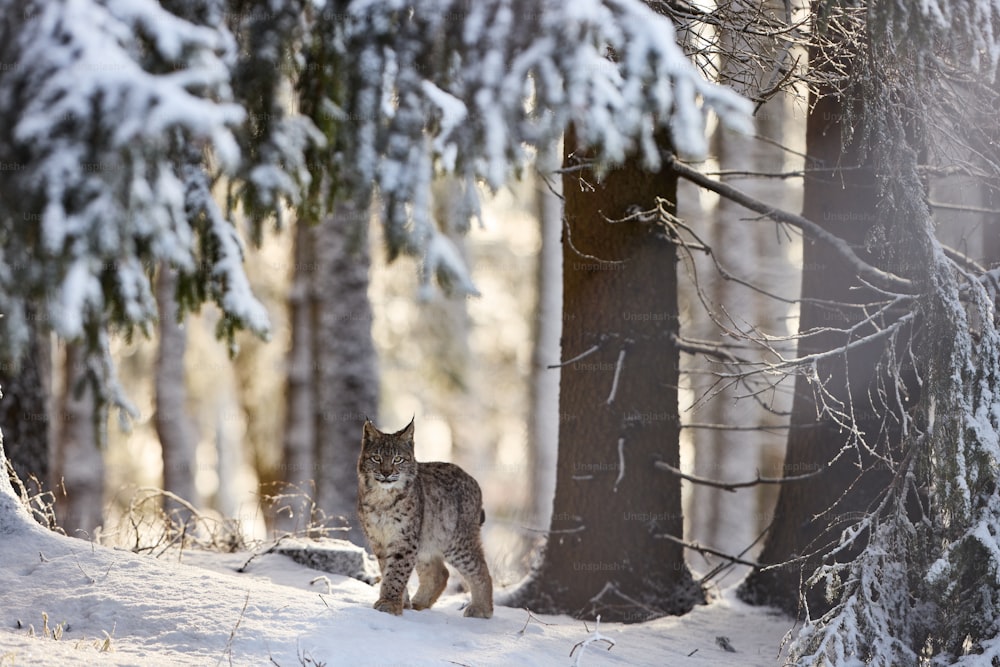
[[0, 516, 793, 666]]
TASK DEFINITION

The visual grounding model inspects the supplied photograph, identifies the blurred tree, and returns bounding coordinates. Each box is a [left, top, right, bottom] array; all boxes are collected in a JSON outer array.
[[682, 3, 799, 577], [309, 204, 379, 546], [52, 343, 103, 538], [736, 68, 896, 615], [278, 218, 318, 533], [154, 263, 199, 522], [0, 308, 51, 496], [422, 176, 478, 474], [526, 172, 562, 530]]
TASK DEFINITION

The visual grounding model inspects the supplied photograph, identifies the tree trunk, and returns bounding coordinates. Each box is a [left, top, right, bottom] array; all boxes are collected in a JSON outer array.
[[737, 78, 910, 614], [52, 343, 104, 538], [504, 128, 701, 621], [0, 307, 51, 497], [685, 23, 799, 576], [311, 202, 379, 546], [279, 217, 318, 533], [421, 176, 478, 473], [154, 264, 198, 521], [527, 172, 562, 529]]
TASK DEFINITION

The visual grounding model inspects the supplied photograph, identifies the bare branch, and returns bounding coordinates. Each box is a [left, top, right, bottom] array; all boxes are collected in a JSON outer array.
[[670, 332, 748, 363], [548, 343, 601, 369], [667, 154, 914, 294], [605, 348, 626, 404], [653, 460, 823, 492], [612, 438, 625, 493], [929, 200, 1000, 216], [681, 422, 807, 431], [654, 532, 760, 568]]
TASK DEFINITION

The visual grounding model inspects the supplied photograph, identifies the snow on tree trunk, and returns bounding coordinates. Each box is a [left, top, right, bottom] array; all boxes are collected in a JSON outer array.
[[527, 172, 563, 529], [786, 2, 1000, 658], [154, 264, 198, 521], [311, 203, 378, 546], [52, 343, 104, 538], [0, 307, 51, 496], [279, 218, 318, 533], [503, 127, 702, 621]]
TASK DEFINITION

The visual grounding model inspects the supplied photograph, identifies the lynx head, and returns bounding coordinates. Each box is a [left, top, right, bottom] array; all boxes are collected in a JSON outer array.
[[359, 418, 417, 488]]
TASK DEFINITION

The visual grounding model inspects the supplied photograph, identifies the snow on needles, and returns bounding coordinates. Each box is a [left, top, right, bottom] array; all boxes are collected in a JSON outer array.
[[0, 0, 751, 374], [0, 0, 262, 361], [331, 0, 752, 294]]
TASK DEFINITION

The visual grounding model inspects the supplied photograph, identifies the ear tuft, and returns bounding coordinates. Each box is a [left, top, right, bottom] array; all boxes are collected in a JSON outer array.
[[397, 416, 415, 440]]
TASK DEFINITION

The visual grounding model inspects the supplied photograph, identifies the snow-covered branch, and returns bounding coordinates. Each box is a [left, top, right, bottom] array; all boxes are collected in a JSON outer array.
[[324, 0, 752, 292]]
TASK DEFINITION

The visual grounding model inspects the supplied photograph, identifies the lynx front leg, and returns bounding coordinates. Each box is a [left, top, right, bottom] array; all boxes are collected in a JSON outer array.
[[411, 556, 449, 611], [374, 553, 416, 615], [446, 543, 493, 619]]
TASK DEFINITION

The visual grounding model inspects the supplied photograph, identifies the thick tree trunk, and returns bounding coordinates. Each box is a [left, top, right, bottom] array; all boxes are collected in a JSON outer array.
[[154, 264, 198, 521], [0, 307, 51, 496], [737, 81, 912, 614], [52, 343, 104, 538], [311, 202, 379, 546], [504, 129, 701, 621]]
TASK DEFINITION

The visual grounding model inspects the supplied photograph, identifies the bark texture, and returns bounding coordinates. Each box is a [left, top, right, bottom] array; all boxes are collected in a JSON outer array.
[[505, 129, 701, 621], [311, 203, 379, 545], [154, 264, 198, 521], [279, 217, 319, 533], [52, 343, 104, 538], [738, 81, 915, 614], [0, 307, 51, 496]]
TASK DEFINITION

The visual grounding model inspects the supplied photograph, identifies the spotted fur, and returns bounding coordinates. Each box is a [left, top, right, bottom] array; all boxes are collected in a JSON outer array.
[[357, 418, 493, 618]]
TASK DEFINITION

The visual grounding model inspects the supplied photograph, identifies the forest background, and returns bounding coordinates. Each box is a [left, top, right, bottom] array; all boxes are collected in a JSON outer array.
[[4, 0, 1000, 665]]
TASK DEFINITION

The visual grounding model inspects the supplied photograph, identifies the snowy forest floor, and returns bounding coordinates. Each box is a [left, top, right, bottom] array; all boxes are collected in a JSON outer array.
[[0, 523, 795, 666]]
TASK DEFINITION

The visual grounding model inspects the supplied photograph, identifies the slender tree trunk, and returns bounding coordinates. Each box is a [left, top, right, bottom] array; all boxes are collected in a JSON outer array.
[[311, 202, 379, 546], [527, 172, 562, 529], [0, 307, 51, 496], [504, 128, 701, 621], [52, 343, 104, 538], [154, 264, 198, 521], [279, 218, 318, 533], [423, 176, 478, 473]]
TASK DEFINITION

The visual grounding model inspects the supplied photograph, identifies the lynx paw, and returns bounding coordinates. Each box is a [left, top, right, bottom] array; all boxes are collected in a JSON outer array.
[[411, 598, 432, 611], [373, 598, 405, 615], [463, 604, 493, 619]]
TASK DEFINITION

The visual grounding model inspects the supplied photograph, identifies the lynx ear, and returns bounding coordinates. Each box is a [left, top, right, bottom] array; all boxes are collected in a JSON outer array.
[[362, 419, 378, 445], [396, 417, 415, 441]]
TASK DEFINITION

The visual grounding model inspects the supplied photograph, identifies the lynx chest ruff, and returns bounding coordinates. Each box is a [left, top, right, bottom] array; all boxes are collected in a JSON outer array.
[[357, 419, 493, 618]]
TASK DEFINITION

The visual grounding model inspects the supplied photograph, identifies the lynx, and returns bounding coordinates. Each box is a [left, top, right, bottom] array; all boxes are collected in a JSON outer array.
[[357, 418, 493, 618]]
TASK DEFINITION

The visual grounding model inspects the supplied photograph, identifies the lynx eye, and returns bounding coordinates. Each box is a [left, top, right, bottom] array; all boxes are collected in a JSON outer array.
[[370, 455, 382, 463], [392, 455, 404, 464]]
